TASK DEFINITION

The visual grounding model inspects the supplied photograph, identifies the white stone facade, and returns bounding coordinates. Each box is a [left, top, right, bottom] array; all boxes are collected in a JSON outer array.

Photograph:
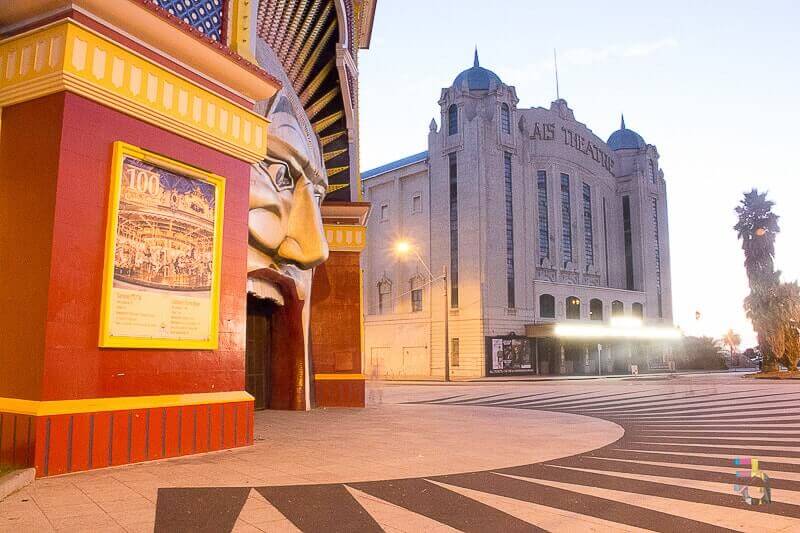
[[361, 56, 673, 379]]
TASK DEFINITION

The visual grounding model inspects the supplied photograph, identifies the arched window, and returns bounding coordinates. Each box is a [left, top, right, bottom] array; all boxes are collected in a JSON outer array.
[[566, 296, 581, 320], [611, 300, 624, 317], [501, 103, 511, 134], [632, 302, 644, 318], [589, 299, 603, 321], [539, 294, 555, 318], [448, 104, 458, 135]]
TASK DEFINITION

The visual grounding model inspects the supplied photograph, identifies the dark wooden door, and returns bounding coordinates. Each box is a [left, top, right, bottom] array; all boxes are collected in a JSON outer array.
[[246, 295, 273, 410]]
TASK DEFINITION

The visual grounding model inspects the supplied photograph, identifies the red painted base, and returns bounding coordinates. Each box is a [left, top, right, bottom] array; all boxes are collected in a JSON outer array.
[[314, 379, 365, 408], [0, 400, 252, 477], [0, 413, 34, 470]]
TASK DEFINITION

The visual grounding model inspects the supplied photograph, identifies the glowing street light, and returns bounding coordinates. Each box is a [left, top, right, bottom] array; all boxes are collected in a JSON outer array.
[[393, 239, 434, 279], [394, 239, 412, 256]]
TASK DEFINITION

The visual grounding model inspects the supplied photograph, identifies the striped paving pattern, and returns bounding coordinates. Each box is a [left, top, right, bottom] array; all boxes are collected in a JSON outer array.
[[155, 385, 800, 532]]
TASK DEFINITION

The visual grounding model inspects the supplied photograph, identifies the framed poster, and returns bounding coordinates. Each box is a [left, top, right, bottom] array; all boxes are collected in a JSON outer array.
[[485, 336, 533, 376], [99, 142, 225, 349]]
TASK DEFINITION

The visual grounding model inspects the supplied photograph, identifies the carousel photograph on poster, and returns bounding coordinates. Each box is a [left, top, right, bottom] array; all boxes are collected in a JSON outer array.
[[99, 142, 225, 349]]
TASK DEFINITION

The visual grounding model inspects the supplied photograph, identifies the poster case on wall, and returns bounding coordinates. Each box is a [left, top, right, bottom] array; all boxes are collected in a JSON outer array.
[[485, 335, 534, 376], [99, 142, 225, 349]]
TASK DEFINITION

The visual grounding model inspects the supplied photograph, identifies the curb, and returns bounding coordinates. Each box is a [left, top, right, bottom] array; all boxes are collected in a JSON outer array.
[[371, 369, 759, 385], [0, 468, 35, 502]]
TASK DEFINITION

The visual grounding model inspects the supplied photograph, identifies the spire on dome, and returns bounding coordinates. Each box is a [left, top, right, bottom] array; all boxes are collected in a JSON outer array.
[[608, 113, 646, 151], [452, 49, 502, 91]]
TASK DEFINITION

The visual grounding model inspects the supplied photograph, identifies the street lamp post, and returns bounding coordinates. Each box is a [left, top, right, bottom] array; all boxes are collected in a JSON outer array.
[[394, 240, 450, 382], [442, 264, 449, 382]]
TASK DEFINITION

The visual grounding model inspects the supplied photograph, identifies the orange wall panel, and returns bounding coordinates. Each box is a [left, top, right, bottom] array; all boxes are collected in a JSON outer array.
[[129, 410, 148, 464], [179, 406, 195, 456], [91, 412, 113, 470], [70, 414, 92, 472], [310, 251, 363, 375], [195, 405, 210, 453], [0, 94, 64, 400]]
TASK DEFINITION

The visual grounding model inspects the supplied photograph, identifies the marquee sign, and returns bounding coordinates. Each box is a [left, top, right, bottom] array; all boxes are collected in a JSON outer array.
[[99, 142, 225, 349], [530, 121, 615, 173]]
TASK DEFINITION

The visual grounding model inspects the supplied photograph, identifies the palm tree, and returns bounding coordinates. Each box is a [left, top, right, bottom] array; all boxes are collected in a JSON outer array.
[[770, 282, 800, 371], [735, 189, 781, 371], [734, 189, 780, 290], [723, 329, 741, 361], [746, 280, 800, 371]]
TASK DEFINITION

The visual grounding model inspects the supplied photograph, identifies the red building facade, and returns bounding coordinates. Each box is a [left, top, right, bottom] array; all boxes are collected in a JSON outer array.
[[0, 0, 374, 477]]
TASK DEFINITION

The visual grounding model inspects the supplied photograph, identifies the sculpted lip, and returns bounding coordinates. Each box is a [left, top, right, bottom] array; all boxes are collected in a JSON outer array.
[[248, 263, 306, 303]]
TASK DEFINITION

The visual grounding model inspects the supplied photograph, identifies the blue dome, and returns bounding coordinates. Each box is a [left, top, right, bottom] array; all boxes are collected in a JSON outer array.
[[607, 115, 646, 151], [453, 50, 502, 91]]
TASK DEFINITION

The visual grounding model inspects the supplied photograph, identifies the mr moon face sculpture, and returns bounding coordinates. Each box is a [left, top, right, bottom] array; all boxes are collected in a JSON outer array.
[[247, 94, 329, 410]]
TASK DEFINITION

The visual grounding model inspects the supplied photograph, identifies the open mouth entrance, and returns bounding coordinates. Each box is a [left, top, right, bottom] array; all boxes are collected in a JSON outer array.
[[246, 294, 276, 410]]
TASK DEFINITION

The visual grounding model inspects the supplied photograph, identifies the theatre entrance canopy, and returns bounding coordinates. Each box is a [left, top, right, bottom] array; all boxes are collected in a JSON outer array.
[[482, 319, 684, 377], [525, 318, 683, 342]]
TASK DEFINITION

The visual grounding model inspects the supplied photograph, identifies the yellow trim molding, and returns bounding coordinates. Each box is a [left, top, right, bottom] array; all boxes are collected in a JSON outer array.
[[228, 0, 256, 64], [0, 391, 254, 417], [324, 224, 366, 252], [0, 20, 268, 163], [314, 373, 366, 381], [0, 0, 279, 101]]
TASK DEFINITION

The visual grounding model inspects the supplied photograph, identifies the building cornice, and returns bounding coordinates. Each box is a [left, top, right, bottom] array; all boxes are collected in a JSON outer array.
[[0, 0, 281, 101], [0, 20, 269, 163]]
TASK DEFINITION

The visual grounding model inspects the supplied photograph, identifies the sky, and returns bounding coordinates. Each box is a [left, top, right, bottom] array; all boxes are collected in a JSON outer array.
[[356, 0, 800, 347]]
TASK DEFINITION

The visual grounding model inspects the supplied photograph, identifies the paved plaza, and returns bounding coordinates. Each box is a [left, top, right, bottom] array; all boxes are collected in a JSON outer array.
[[2, 373, 800, 531]]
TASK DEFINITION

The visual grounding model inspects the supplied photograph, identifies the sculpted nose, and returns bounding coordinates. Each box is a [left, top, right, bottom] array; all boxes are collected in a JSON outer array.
[[278, 178, 328, 269], [249, 165, 288, 252]]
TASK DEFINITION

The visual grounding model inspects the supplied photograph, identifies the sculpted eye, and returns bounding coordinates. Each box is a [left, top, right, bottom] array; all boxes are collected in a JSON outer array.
[[259, 161, 294, 192], [271, 164, 294, 192]]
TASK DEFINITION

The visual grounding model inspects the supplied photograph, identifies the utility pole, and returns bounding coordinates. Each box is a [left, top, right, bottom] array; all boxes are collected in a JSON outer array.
[[443, 264, 450, 382]]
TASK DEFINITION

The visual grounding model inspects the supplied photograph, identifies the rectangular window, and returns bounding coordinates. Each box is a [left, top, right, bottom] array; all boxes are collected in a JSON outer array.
[[411, 193, 422, 213], [582, 182, 594, 266], [652, 197, 663, 318], [560, 173, 573, 264], [622, 195, 634, 290], [649, 159, 657, 184], [378, 285, 391, 314], [380, 203, 388, 222], [537, 171, 549, 259], [504, 153, 515, 308], [451, 338, 460, 367], [449, 153, 459, 307], [603, 197, 610, 287], [448, 105, 458, 135]]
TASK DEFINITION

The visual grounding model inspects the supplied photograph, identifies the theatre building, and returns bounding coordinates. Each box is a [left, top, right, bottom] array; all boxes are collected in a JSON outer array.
[[362, 52, 680, 380], [0, 0, 375, 476]]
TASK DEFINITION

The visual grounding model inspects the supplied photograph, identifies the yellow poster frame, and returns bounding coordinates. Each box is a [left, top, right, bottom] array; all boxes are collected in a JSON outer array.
[[99, 141, 226, 349]]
